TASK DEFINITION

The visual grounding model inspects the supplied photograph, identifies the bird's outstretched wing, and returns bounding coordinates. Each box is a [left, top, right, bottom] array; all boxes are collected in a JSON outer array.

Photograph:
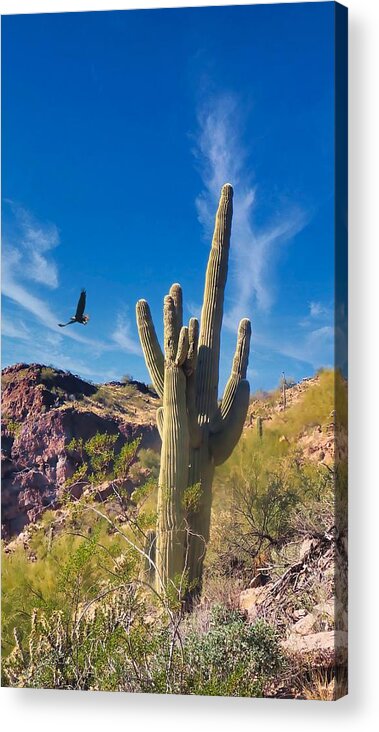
[[58, 321, 74, 327], [75, 289, 86, 320]]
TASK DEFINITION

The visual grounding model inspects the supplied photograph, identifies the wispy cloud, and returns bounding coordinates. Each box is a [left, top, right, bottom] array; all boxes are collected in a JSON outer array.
[[112, 313, 141, 356], [5, 200, 59, 288], [2, 274, 105, 348], [299, 300, 332, 329], [254, 297, 334, 371], [271, 325, 334, 369], [1, 316, 30, 340], [2, 202, 109, 351], [193, 93, 308, 328], [309, 301, 326, 318]]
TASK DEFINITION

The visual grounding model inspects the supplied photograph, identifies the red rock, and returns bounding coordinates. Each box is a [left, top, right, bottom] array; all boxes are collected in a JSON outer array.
[[1, 363, 160, 538]]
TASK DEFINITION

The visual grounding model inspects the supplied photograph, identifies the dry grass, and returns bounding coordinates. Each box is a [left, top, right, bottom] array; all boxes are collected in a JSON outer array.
[[299, 667, 348, 701]]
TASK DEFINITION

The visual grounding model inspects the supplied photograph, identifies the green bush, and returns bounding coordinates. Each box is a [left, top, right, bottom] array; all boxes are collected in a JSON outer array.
[[1, 514, 135, 660], [40, 367, 56, 383], [3, 587, 283, 696], [66, 432, 141, 487], [138, 448, 160, 478], [90, 385, 136, 411], [180, 607, 282, 696], [6, 420, 22, 437]]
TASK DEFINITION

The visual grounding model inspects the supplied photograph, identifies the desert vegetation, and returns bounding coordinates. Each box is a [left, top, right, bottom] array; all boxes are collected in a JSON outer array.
[[2, 367, 348, 698]]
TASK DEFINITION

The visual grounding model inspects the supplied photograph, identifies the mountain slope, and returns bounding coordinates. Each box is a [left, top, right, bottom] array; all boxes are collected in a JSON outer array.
[[1, 363, 160, 536]]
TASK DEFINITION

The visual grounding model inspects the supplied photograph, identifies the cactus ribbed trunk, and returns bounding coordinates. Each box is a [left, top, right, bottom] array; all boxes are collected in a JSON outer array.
[[136, 184, 251, 592], [185, 186, 231, 586], [156, 365, 189, 583], [187, 445, 214, 586]]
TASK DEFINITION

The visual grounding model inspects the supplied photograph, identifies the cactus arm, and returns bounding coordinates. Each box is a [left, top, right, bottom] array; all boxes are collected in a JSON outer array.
[[185, 318, 199, 376], [175, 326, 189, 367], [197, 184, 233, 420], [155, 292, 190, 583], [169, 283, 183, 347], [136, 299, 164, 398], [184, 318, 201, 448], [211, 318, 251, 433], [156, 406, 164, 439], [210, 379, 250, 466], [163, 295, 177, 362]]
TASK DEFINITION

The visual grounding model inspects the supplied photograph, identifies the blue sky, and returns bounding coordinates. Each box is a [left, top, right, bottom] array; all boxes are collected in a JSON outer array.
[[2, 2, 336, 392]]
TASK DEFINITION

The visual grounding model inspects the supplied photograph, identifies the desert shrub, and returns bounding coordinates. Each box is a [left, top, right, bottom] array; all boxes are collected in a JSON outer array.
[[181, 605, 283, 696], [85, 432, 118, 481], [65, 463, 88, 488], [138, 448, 160, 478], [40, 367, 55, 383], [1, 512, 136, 660], [114, 439, 142, 481], [3, 585, 283, 696], [90, 384, 137, 411], [280, 369, 335, 436], [209, 369, 338, 580], [182, 483, 202, 514], [210, 442, 335, 584], [66, 433, 141, 487], [213, 453, 300, 568], [5, 420, 22, 437], [3, 585, 148, 691]]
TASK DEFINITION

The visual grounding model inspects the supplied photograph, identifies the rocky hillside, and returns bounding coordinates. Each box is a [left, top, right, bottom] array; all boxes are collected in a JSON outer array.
[[245, 373, 347, 466], [1, 363, 160, 537], [2, 365, 347, 540]]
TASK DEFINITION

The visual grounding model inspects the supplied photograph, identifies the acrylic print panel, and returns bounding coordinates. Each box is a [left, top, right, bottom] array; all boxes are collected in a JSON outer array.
[[1, 1, 348, 699]]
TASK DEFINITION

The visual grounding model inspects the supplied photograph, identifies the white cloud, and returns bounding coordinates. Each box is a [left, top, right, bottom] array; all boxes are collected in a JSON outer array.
[[2, 202, 110, 351], [309, 301, 330, 319], [5, 201, 59, 288], [255, 321, 334, 371], [298, 300, 333, 330], [2, 275, 103, 347], [283, 325, 334, 369], [309, 301, 323, 318], [194, 93, 307, 328], [1, 316, 30, 340], [2, 202, 143, 382], [112, 313, 141, 356]]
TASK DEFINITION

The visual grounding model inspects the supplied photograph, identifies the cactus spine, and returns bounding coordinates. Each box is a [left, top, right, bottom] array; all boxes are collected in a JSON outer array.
[[136, 184, 251, 590]]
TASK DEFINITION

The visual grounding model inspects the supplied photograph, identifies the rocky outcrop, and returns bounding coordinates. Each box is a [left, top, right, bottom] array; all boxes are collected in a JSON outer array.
[[239, 530, 348, 671], [1, 364, 160, 537], [1, 363, 97, 422]]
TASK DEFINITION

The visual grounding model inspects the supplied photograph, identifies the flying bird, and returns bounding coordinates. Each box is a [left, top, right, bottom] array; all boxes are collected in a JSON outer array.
[[58, 289, 90, 327]]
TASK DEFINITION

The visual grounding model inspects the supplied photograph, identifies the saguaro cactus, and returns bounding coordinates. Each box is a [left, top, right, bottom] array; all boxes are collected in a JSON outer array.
[[136, 184, 251, 590], [256, 416, 263, 439]]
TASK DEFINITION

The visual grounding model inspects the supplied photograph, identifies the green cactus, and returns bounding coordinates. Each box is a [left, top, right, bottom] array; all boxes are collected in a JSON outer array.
[[136, 184, 251, 591], [256, 415, 263, 439]]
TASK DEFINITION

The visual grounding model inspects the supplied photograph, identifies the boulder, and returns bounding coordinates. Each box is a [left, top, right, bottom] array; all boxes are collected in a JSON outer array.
[[239, 586, 269, 620], [281, 630, 348, 668]]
